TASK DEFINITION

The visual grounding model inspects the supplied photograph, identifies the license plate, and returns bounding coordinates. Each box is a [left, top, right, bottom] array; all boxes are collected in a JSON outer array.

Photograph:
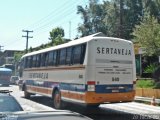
[[112, 90, 119, 93]]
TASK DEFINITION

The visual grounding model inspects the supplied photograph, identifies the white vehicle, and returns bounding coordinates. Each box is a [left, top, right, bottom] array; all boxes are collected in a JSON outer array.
[[19, 32, 136, 109], [10, 76, 20, 84]]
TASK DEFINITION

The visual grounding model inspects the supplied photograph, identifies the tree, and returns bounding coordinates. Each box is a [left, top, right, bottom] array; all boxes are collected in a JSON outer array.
[[103, 0, 143, 39], [77, 0, 143, 39], [132, 15, 160, 56], [14, 52, 24, 75], [143, 0, 160, 22], [49, 27, 65, 45], [103, 0, 120, 37], [14, 52, 24, 63], [77, 0, 107, 37]]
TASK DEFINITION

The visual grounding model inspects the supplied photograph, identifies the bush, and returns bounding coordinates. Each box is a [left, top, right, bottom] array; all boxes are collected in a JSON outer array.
[[144, 64, 158, 73], [152, 65, 160, 82], [136, 79, 155, 88], [153, 82, 160, 89]]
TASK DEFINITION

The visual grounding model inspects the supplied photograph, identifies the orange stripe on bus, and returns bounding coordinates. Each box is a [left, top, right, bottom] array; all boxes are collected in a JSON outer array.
[[61, 91, 85, 101], [27, 85, 52, 95], [84, 91, 136, 104], [24, 65, 85, 71]]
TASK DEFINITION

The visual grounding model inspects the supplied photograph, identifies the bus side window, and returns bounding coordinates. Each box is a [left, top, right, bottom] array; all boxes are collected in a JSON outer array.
[[80, 44, 86, 64], [24, 57, 27, 68], [31, 56, 33, 68], [44, 52, 49, 67], [59, 48, 66, 65], [72, 45, 81, 65], [48, 51, 54, 66], [32, 55, 37, 67], [66, 47, 72, 65], [41, 53, 45, 67], [56, 50, 60, 66], [36, 54, 41, 67], [28, 56, 32, 68], [41, 52, 49, 67], [53, 51, 57, 66]]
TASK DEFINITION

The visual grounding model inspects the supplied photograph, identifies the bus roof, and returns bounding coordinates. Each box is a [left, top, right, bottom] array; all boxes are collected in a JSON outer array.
[[22, 32, 132, 58], [0, 68, 12, 72]]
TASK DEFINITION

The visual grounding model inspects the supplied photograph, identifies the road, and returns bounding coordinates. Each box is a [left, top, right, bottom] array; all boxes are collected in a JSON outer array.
[[1, 85, 160, 120]]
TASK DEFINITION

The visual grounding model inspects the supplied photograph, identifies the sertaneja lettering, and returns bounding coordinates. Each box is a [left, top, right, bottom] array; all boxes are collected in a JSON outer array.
[[97, 47, 131, 55], [29, 73, 48, 79]]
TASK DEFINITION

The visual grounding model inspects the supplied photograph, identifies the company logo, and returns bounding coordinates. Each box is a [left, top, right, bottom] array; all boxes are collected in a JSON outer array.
[[29, 73, 48, 79], [97, 47, 131, 56]]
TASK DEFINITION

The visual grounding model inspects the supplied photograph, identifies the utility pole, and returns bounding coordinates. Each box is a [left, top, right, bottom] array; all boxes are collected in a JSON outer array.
[[22, 30, 33, 53], [0, 45, 4, 52], [69, 21, 71, 39]]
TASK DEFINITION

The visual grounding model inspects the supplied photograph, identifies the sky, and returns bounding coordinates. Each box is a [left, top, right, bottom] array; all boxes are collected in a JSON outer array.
[[0, 0, 88, 51]]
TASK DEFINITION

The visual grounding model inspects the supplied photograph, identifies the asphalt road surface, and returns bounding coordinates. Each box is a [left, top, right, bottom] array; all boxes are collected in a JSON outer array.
[[1, 85, 160, 120]]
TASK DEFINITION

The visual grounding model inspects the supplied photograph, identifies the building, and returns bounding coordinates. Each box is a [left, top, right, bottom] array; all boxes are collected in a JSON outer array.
[[0, 50, 22, 66]]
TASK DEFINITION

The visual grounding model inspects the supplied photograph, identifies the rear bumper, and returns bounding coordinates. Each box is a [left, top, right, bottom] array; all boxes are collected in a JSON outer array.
[[85, 90, 135, 104]]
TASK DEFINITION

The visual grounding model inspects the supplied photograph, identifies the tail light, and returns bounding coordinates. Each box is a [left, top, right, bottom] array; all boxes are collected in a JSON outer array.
[[87, 81, 95, 91]]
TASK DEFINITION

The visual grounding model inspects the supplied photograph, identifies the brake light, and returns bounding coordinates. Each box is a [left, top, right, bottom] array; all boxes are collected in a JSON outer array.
[[133, 81, 136, 84], [87, 81, 96, 85], [87, 81, 95, 91]]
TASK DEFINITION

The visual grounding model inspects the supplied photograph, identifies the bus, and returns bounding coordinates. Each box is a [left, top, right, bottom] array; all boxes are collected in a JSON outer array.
[[19, 32, 136, 109], [0, 68, 12, 86], [2, 64, 14, 71]]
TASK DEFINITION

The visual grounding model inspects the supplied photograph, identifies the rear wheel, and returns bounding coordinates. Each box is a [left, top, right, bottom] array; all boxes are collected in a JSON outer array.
[[24, 85, 31, 98], [53, 90, 63, 109]]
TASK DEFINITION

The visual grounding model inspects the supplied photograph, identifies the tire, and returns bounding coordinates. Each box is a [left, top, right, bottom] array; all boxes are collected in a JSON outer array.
[[24, 85, 31, 99], [53, 90, 63, 109]]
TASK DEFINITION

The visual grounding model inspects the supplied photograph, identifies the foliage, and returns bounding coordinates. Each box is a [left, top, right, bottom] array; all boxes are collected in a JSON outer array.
[[49, 27, 65, 45], [143, 0, 160, 22], [77, 0, 106, 37], [153, 82, 160, 89], [132, 15, 160, 56], [136, 79, 155, 88], [14, 52, 24, 62], [77, 0, 143, 39], [152, 65, 160, 82], [103, 0, 143, 39], [144, 64, 158, 73]]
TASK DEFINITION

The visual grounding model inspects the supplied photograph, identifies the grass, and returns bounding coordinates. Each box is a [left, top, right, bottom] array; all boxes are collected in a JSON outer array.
[[136, 79, 156, 88]]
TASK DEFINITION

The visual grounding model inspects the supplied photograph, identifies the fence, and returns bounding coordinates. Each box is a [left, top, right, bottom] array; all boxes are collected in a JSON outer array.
[[136, 88, 160, 98]]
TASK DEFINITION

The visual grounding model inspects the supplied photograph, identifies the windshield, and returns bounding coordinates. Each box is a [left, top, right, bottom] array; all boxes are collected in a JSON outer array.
[[11, 77, 19, 80], [0, 96, 22, 112]]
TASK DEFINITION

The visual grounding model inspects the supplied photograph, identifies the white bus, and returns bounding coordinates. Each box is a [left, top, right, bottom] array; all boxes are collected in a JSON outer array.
[[19, 33, 136, 109]]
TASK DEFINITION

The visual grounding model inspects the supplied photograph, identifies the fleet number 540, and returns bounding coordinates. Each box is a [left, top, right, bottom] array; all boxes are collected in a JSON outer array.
[[112, 77, 119, 82]]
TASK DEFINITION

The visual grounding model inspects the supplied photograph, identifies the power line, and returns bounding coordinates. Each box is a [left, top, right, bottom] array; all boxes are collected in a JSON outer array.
[[26, 1, 74, 30], [22, 30, 33, 53], [28, 1, 83, 31], [2, 1, 87, 50], [23, 1, 86, 41], [33, 12, 80, 36]]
